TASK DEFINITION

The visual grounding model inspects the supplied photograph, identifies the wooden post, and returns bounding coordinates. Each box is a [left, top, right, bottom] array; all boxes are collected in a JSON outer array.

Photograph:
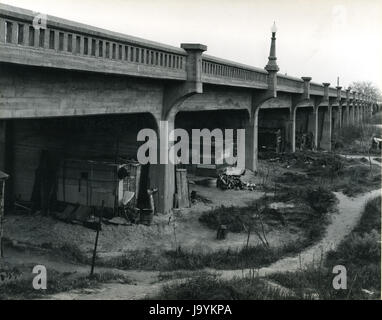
[[0, 173, 8, 258], [0, 181, 4, 258], [175, 169, 190, 209], [90, 200, 104, 276]]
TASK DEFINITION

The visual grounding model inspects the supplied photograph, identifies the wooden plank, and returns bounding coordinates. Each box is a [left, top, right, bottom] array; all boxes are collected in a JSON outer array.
[[176, 169, 190, 208], [0, 181, 5, 257]]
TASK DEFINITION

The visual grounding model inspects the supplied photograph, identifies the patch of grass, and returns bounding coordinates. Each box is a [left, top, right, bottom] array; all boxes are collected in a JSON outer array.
[[334, 124, 380, 155], [158, 270, 213, 282], [334, 164, 381, 197], [273, 152, 380, 197], [100, 239, 316, 272], [152, 273, 296, 300], [199, 185, 335, 233], [0, 270, 131, 300], [198, 205, 255, 233], [59, 243, 90, 264], [369, 112, 382, 125], [268, 266, 341, 300]]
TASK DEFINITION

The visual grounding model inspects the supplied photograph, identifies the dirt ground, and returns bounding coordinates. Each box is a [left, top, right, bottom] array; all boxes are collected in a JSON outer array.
[[4, 171, 299, 259], [6, 152, 377, 259], [4, 152, 380, 262], [2, 187, 378, 300], [1, 154, 381, 300]]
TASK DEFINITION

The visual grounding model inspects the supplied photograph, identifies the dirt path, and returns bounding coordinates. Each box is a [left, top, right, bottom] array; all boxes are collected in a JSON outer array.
[[340, 154, 381, 167], [37, 188, 380, 300]]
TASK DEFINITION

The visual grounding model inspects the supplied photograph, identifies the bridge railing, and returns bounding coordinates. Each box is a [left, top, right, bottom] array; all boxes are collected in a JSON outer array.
[[0, 4, 187, 80], [310, 82, 325, 96], [328, 87, 338, 97], [202, 55, 268, 89], [277, 75, 304, 93]]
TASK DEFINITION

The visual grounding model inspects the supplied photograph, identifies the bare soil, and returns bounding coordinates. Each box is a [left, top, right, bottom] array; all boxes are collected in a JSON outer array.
[[4, 180, 298, 259]]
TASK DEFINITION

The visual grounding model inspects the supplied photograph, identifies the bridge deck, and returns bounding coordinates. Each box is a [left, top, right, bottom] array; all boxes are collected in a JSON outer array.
[[0, 3, 375, 102]]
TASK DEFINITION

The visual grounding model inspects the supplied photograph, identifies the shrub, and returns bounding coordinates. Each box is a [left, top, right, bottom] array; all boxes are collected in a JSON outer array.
[[304, 187, 336, 214], [199, 205, 257, 233], [154, 273, 294, 300]]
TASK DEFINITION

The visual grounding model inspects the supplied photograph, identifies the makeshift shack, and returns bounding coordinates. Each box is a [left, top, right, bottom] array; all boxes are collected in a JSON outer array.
[[56, 159, 142, 216]]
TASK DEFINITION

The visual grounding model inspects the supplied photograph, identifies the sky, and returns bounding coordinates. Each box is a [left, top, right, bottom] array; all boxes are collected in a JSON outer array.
[[2, 0, 381, 90]]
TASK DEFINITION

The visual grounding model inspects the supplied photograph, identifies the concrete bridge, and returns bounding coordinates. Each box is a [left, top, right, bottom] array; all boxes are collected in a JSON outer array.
[[0, 4, 381, 213]]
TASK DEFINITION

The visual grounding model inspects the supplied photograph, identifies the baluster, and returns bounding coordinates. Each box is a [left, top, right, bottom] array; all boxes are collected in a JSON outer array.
[[24, 24, 30, 46], [119, 44, 123, 60], [63, 33, 68, 52], [43, 28, 49, 48], [83, 37, 89, 55], [95, 39, 99, 57], [34, 28, 40, 47], [54, 30, 59, 51], [0, 18, 5, 43], [102, 41, 106, 58], [17, 23, 24, 45], [76, 36, 85, 55], [11, 21, 18, 44]]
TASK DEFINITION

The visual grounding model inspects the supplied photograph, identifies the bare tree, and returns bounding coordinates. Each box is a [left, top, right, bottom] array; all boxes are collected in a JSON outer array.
[[349, 81, 381, 102]]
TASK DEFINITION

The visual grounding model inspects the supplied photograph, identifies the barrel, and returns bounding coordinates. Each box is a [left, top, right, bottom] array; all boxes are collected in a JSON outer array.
[[140, 209, 154, 226]]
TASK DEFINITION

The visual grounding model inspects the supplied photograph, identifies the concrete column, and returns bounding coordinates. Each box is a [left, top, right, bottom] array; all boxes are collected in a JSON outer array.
[[336, 87, 342, 128], [302, 77, 312, 100], [180, 43, 207, 93], [318, 106, 332, 151], [156, 116, 175, 214], [245, 111, 259, 172], [290, 107, 297, 153], [318, 83, 332, 151], [336, 104, 342, 129], [313, 107, 319, 150], [352, 92, 357, 125], [345, 89, 351, 126]]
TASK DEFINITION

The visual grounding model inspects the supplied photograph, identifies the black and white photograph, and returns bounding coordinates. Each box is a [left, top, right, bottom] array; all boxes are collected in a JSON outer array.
[[0, 0, 381, 305]]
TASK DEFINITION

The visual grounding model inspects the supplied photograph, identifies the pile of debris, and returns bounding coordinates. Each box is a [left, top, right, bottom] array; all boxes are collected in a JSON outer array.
[[217, 174, 244, 190], [217, 167, 256, 191]]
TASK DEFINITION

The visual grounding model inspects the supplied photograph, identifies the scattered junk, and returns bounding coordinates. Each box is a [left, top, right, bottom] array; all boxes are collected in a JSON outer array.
[[259, 127, 283, 153], [217, 167, 256, 191], [0, 171, 9, 258], [190, 191, 212, 205], [216, 224, 228, 240], [296, 132, 314, 151], [217, 174, 245, 190], [195, 178, 217, 188]]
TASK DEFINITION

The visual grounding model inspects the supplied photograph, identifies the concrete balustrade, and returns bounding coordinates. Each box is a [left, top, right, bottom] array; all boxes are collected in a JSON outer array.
[[0, 5, 187, 81]]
